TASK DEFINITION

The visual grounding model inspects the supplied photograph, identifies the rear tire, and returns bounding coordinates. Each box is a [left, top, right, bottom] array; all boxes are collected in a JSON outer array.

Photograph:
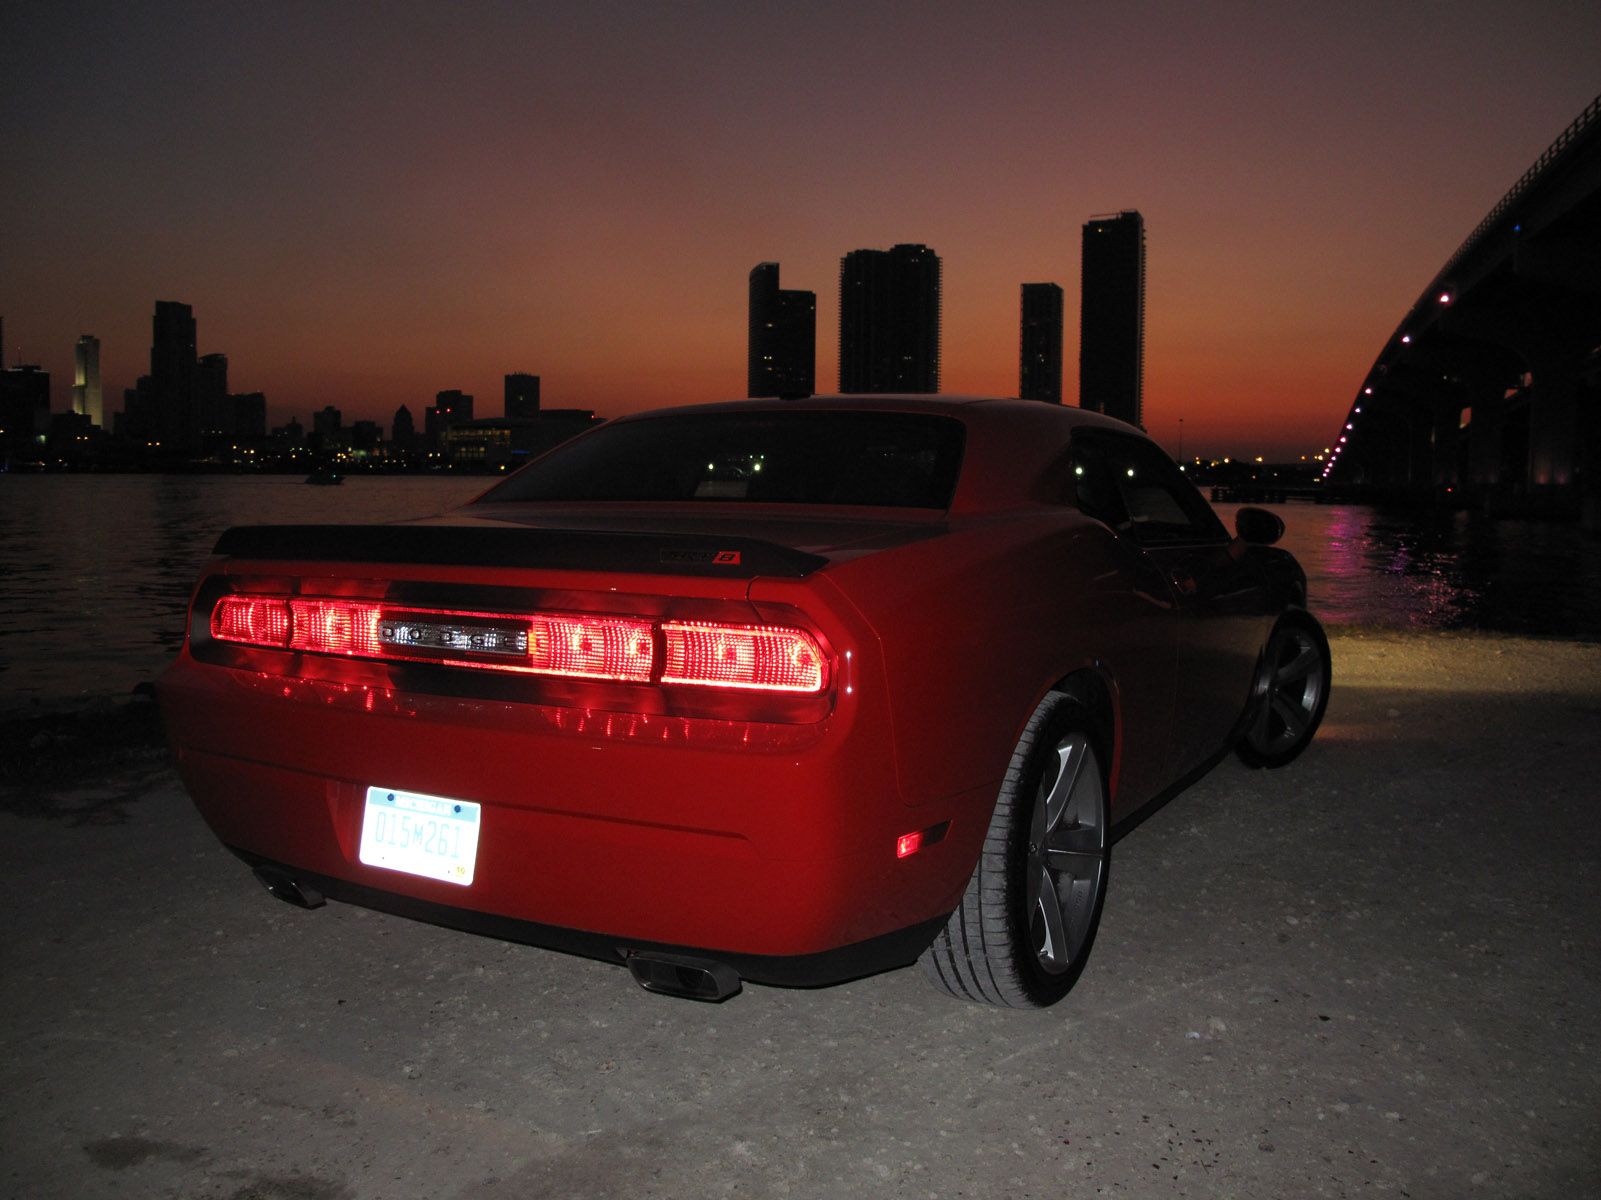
[[1236, 614, 1331, 769], [921, 693, 1110, 1008]]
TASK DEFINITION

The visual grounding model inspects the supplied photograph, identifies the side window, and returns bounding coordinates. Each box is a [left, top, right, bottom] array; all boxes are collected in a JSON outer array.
[[1067, 438, 1129, 529], [1070, 433, 1226, 546]]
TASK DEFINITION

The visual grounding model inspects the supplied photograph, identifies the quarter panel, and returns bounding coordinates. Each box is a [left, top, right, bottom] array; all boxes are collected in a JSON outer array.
[[812, 511, 1180, 825]]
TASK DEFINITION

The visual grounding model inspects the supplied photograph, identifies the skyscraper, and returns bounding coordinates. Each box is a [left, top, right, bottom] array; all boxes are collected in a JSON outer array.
[[196, 352, 229, 438], [747, 263, 816, 397], [505, 373, 541, 420], [1, 363, 49, 454], [150, 300, 199, 450], [1019, 283, 1064, 404], [838, 244, 941, 394], [393, 404, 416, 450], [72, 335, 103, 427], [1079, 212, 1145, 427]]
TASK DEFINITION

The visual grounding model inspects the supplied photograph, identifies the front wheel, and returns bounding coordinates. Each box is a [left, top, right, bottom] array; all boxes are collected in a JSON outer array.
[[921, 693, 1110, 1008], [1236, 614, 1331, 769]]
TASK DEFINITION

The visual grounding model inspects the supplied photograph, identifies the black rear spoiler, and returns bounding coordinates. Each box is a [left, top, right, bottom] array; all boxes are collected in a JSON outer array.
[[210, 523, 828, 580]]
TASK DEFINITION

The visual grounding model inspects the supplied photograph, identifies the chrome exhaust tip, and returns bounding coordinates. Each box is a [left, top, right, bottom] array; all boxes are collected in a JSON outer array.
[[626, 952, 741, 1002], [252, 865, 326, 909]]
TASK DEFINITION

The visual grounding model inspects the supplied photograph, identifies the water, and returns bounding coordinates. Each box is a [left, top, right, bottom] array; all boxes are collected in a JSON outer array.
[[1, 475, 485, 712], [1213, 502, 1601, 639], [2, 477, 1598, 712]]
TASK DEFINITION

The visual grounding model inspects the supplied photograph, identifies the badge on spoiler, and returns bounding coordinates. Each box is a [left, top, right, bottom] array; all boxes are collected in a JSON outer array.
[[659, 549, 743, 565]]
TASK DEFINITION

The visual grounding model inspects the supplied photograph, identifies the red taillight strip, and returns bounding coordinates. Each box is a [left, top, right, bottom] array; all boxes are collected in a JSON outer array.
[[527, 614, 654, 682], [661, 621, 825, 693], [288, 599, 384, 657], [207, 594, 829, 694]]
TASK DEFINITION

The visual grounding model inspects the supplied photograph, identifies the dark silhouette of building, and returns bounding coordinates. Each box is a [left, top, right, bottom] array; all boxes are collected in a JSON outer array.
[[1079, 212, 1145, 427], [1, 363, 50, 456], [839, 244, 941, 393], [150, 300, 199, 450], [505, 373, 541, 420], [392, 404, 416, 450], [1019, 283, 1064, 403], [748, 263, 816, 397], [311, 405, 344, 451], [196, 352, 229, 440], [427, 390, 473, 444]]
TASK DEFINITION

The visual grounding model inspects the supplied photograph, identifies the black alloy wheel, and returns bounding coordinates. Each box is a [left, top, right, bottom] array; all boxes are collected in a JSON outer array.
[[921, 693, 1110, 1008], [1236, 615, 1331, 769]]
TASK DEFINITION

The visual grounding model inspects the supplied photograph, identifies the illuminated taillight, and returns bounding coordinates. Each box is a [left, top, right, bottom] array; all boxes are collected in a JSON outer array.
[[211, 595, 291, 646], [660, 621, 826, 693], [206, 593, 829, 695], [527, 614, 654, 682], [288, 599, 383, 657]]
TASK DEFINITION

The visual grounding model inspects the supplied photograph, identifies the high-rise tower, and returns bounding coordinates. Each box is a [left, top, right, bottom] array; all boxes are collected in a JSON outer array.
[[150, 300, 199, 449], [747, 263, 816, 397], [838, 244, 941, 394], [1079, 212, 1145, 427], [72, 334, 103, 427], [1019, 284, 1064, 404], [505, 373, 541, 420]]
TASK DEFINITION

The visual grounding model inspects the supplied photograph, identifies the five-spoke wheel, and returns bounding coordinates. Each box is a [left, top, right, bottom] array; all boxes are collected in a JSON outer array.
[[922, 694, 1110, 1007], [1237, 615, 1331, 768]]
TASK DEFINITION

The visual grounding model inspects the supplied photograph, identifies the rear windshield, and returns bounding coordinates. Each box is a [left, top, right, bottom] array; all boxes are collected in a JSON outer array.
[[481, 411, 966, 509]]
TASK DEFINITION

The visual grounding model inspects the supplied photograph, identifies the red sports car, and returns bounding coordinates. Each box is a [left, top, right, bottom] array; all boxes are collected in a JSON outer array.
[[159, 396, 1329, 1007]]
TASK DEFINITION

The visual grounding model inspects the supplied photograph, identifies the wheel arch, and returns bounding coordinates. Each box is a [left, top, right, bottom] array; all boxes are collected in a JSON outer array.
[[1046, 664, 1119, 804]]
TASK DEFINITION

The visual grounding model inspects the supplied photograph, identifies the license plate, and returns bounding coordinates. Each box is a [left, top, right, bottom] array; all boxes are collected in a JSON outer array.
[[359, 786, 481, 886]]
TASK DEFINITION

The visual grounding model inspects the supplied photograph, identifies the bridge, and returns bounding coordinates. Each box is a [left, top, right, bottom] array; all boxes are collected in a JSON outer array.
[[1324, 93, 1601, 524]]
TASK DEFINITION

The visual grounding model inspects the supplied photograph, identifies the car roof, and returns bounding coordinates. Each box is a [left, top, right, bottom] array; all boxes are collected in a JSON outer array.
[[601, 395, 1153, 513]]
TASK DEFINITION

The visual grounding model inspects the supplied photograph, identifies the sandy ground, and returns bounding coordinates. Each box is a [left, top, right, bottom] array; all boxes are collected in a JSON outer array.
[[2, 631, 1598, 1200]]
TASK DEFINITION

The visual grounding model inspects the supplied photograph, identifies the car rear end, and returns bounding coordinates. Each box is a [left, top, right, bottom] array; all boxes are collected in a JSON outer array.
[[158, 515, 966, 987]]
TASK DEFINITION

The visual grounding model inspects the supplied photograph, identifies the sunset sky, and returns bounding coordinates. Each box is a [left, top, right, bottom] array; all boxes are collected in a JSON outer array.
[[3, 2, 1597, 459]]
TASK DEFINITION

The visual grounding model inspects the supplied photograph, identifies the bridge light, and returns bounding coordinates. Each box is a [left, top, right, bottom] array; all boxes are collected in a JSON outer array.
[[1354, 406, 1362, 413], [1346, 423, 1353, 430], [1401, 335, 1412, 345], [1438, 292, 1452, 305], [1364, 386, 1374, 395]]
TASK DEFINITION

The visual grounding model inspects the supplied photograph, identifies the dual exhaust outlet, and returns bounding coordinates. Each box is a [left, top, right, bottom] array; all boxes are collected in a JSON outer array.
[[251, 865, 742, 1001]]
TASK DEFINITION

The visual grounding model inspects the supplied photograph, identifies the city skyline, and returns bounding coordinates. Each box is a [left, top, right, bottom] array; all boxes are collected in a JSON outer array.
[[3, 5, 1597, 459]]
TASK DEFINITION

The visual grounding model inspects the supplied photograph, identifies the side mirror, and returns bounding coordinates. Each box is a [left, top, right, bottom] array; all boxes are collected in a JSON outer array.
[[1234, 506, 1285, 546]]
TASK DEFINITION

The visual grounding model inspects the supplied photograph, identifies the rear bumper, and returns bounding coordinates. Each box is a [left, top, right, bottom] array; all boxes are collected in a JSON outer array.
[[160, 653, 977, 973], [229, 845, 946, 986]]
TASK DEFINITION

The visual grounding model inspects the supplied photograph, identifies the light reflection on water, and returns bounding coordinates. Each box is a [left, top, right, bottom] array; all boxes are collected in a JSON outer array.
[[1215, 502, 1601, 639], [1, 477, 1597, 712]]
